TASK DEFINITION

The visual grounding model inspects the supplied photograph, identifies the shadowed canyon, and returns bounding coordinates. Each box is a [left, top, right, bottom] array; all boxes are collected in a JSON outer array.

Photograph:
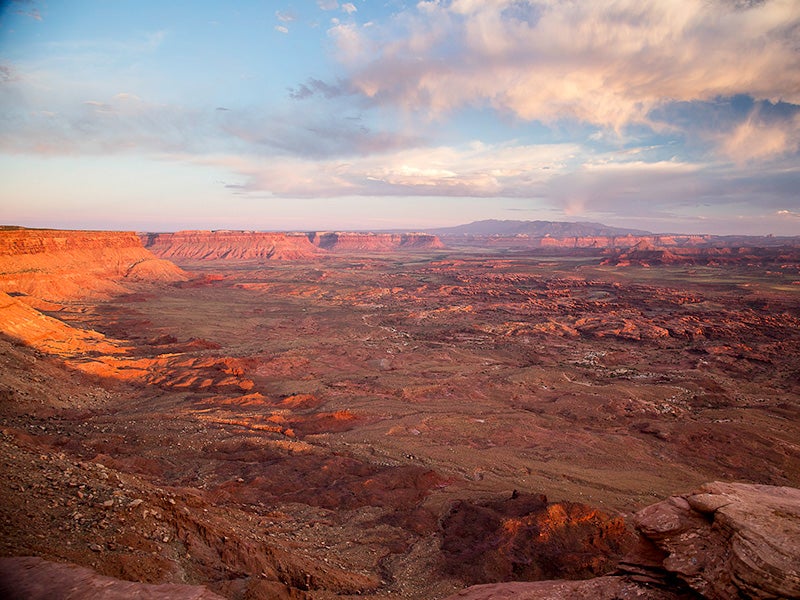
[[1, 225, 799, 599]]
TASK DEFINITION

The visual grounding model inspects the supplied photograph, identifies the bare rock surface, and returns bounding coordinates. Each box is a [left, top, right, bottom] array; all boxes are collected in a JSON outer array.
[[140, 230, 445, 260], [443, 577, 688, 600], [0, 229, 187, 304], [633, 481, 800, 600], [0, 556, 225, 600], [445, 482, 800, 600], [140, 230, 322, 260]]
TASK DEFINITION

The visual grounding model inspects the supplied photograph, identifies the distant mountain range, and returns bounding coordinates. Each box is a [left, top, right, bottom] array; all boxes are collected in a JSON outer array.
[[429, 219, 652, 237]]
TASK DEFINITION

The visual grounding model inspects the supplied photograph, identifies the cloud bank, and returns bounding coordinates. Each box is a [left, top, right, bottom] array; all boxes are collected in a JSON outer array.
[[327, 0, 800, 160]]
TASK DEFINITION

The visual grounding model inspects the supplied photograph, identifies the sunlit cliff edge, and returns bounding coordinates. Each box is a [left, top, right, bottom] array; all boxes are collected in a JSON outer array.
[[140, 230, 445, 260], [0, 228, 187, 306]]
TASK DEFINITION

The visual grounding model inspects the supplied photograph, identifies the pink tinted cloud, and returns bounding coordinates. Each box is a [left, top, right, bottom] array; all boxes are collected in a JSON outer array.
[[329, 0, 800, 134]]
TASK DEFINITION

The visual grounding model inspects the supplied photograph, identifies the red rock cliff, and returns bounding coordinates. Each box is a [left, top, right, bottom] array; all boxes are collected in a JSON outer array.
[[537, 234, 712, 249], [312, 232, 445, 251], [141, 230, 321, 260], [0, 229, 187, 303], [141, 230, 445, 259]]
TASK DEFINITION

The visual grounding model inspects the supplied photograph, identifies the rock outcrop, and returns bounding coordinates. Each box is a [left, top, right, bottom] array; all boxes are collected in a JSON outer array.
[[141, 230, 321, 260], [602, 244, 800, 267], [0, 556, 225, 600], [141, 230, 445, 260], [311, 231, 444, 252], [0, 229, 187, 303], [632, 481, 800, 599], [439, 492, 634, 585], [0, 291, 120, 355], [445, 482, 800, 600]]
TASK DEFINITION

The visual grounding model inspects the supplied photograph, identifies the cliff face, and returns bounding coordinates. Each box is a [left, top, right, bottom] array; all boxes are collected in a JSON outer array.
[[142, 230, 445, 260], [602, 243, 800, 266], [0, 229, 187, 303], [141, 230, 321, 260], [538, 234, 711, 249], [441, 232, 800, 252], [312, 232, 444, 251]]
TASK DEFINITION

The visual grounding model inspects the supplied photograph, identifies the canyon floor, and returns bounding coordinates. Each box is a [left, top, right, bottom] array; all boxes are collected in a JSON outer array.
[[2, 248, 800, 598]]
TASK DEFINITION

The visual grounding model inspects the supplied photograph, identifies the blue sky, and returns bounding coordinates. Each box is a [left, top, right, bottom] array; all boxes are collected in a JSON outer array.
[[1, 0, 799, 234]]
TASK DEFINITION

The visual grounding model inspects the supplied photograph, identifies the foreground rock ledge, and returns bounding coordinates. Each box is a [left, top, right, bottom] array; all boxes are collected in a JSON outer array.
[[446, 482, 800, 600], [0, 556, 224, 600]]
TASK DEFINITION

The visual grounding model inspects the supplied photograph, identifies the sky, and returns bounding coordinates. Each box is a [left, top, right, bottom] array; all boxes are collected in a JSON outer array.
[[0, 0, 799, 235]]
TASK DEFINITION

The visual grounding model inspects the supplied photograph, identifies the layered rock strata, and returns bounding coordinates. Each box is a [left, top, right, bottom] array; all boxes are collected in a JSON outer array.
[[140, 230, 445, 260], [311, 231, 444, 251], [0, 229, 187, 303], [140, 230, 321, 260]]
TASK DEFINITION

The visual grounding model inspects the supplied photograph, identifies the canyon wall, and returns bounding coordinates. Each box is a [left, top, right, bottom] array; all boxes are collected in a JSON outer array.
[[602, 241, 800, 266], [141, 230, 321, 260], [311, 231, 444, 251], [443, 233, 716, 249], [538, 234, 711, 249], [0, 229, 187, 304], [141, 230, 445, 260]]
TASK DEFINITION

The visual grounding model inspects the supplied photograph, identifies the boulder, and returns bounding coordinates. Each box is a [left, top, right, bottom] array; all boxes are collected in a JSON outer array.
[[633, 481, 800, 600]]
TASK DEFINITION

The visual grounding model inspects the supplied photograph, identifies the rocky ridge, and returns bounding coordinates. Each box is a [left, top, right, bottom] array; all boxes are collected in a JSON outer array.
[[141, 230, 444, 261], [311, 231, 444, 252], [140, 231, 321, 261]]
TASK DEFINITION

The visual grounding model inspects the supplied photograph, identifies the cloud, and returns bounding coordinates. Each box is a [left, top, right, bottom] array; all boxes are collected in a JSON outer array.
[[276, 10, 296, 22], [275, 25, 289, 34], [0, 63, 19, 83], [288, 77, 355, 100], [541, 157, 800, 230], [342, 3, 357, 14], [0, 87, 213, 156], [193, 141, 580, 198], [326, 0, 800, 142], [0, 66, 419, 160], [719, 108, 800, 164], [318, 0, 339, 10], [9, 0, 43, 21], [220, 107, 426, 160]]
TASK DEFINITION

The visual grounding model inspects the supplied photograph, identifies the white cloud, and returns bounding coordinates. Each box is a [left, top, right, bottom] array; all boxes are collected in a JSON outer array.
[[342, 3, 357, 14], [330, 0, 800, 139], [193, 141, 579, 198], [719, 110, 800, 164], [275, 25, 289, 34], [318, 0, 339, 10]]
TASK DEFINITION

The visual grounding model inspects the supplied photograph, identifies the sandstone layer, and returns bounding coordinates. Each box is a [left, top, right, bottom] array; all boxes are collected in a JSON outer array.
[[311, 231, 444, 252], [602, 241, 800, 267], [141, 230, 445, 261], [141, 231, 321, 260], [0, 229, 187, 304], [632, 481, 800, 599]]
